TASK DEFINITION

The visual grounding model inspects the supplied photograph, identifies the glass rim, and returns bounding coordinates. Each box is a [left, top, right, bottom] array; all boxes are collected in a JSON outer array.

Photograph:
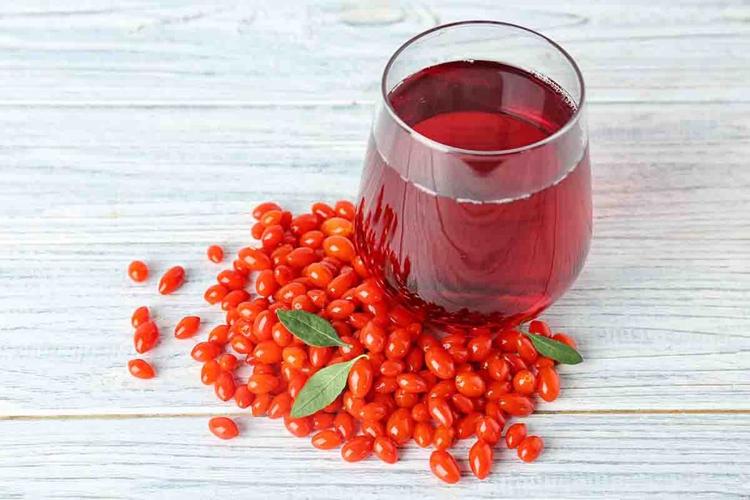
[[380, 20, 587, 157]]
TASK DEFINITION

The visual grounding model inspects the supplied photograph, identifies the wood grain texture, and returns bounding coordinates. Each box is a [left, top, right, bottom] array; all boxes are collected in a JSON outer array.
[[1, 0, 749, 498], [0, 0, 747, 103], [0, 414, 748, 499], [1, 102, 748, 414]]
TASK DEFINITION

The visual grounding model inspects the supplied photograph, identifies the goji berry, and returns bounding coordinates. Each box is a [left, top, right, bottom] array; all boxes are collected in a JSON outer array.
[[233, 258, 251, 275], [529, 319, 552, 337], [456, 412, 481, 439], [158, 266, 185, 295], [267, 392, 292, 419], [485, 353, 510, 381], [251, 393, 272, 416], [127, 260, 149, 282], [455, 371, 486, 398], [341, 436, 373, 462], [300, 230, 325, 249], [127, 359, 155, 379], [428, 397, 453, 428], [517, 435, 544, 462], [516, 336, 538, 364], [429, 450, 460, 484], [214, 372, 236, 401], [323, 235, 355, 262], [354, 419, 381, 438], [251, 221, 265, 239], [311, 202, 336, 220], [191, 341, 221, 362], [386, 408, 414, 445], [413, 422, 433, 447], [254, 340, 283, 364], [475, 416, 501, 445], [287, 373, 307, 399], [311, 429, 343, 449], [334, 412, 356, 440], [239, 247, 272, 271], [320, 217, 353, 238], [252, 310, 275, 341], [174, 315, 201, 339], [286, 247, 318, 269], [201, 360, 221, 385], [469, 440, 493, 479], [393, 388, 420, 408], [373, 436, 398, 464], [505, 422, 527, 449], [204, 284, 228, 304], [396, 373, 428, 393], [450, 393, 474, 414], [425, 346, 455, 380], [208, 325, 230, 345], [379, 359, 404, 378], [312, 412, 335, 430], [498, 394, 534, 417], [290, 213, 320, 235], [348, 358, 373, 398], [208, 417, 239, 439], [512, 369, 537, 395], [133, 321, 159, 354], [261, 225, 284, 250], [468, 335, 493, 362], [130, 306, 150, 328], [275, 282, 306, 304], [247, 373, 279, 394], [217, 269, 246, 291], [234, 385, 254, 409], [361, 321, 387, 353], [537, 366, 560, 402], [230, 335, 254, 355], [207, 245, 224, 263], [433, 426, 454, 451], [252, 202, 282, 220], [308, 346, 332, 368], [553, 332, 578, 349], [334, 200, 355, 220]]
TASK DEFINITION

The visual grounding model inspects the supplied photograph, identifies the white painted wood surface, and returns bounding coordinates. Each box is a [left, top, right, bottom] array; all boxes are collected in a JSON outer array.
[[0, 1, 748, 498]]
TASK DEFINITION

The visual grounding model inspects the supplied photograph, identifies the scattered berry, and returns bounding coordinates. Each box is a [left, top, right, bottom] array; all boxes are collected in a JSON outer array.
[[128, 260, 149, 282], [125, 200, 579, 484], [207, 245, 225, 263], [127, 359, 155, 379], [208, 417, 239, 439], [158, 266, 185, 295]]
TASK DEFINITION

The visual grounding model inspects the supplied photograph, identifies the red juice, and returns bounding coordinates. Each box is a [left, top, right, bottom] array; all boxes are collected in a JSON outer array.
[[355, 60, 592, 328]]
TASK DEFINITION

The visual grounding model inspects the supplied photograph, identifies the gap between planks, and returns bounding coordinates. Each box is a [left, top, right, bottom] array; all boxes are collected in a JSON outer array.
[[2, 408, 749, 421], [0, 99, 746, 109]]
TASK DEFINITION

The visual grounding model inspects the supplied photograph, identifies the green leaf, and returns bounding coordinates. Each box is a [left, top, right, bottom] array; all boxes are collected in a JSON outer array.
[[290, 355, 366, 418], [276, 310, 349, 347], [524, 332, 583, 365]]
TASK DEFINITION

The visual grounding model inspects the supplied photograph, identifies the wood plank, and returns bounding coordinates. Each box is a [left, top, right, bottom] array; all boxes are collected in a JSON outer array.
[[0, 101, 748, 414], [0, 413, 747, 498], [0, 0, 747, 103]]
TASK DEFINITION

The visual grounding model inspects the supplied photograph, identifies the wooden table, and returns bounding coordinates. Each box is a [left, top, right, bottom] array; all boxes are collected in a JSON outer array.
[[1, 1, 748, 498]]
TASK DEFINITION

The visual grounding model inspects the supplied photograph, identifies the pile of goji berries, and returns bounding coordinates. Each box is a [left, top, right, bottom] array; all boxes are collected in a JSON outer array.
[[127, 200, 577, 484]]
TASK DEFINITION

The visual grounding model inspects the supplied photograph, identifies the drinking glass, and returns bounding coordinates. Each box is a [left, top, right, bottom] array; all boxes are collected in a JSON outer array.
[[354, 21, 592, 328]]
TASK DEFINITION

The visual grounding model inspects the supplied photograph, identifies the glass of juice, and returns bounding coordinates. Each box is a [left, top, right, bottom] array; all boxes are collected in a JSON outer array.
[[355, 21, 592, 329]]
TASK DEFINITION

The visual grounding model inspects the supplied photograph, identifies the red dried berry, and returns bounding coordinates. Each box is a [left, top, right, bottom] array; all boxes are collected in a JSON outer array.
[[158, 266, 185, 294], [128, 260, 149, 282], [208, 417, 239, 439], [127, 359, 155, 379], [174, 315, 201, 339]]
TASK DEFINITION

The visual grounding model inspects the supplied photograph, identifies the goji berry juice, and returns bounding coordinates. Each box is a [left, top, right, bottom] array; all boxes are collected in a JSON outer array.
[[356, 60, 592, 328]]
